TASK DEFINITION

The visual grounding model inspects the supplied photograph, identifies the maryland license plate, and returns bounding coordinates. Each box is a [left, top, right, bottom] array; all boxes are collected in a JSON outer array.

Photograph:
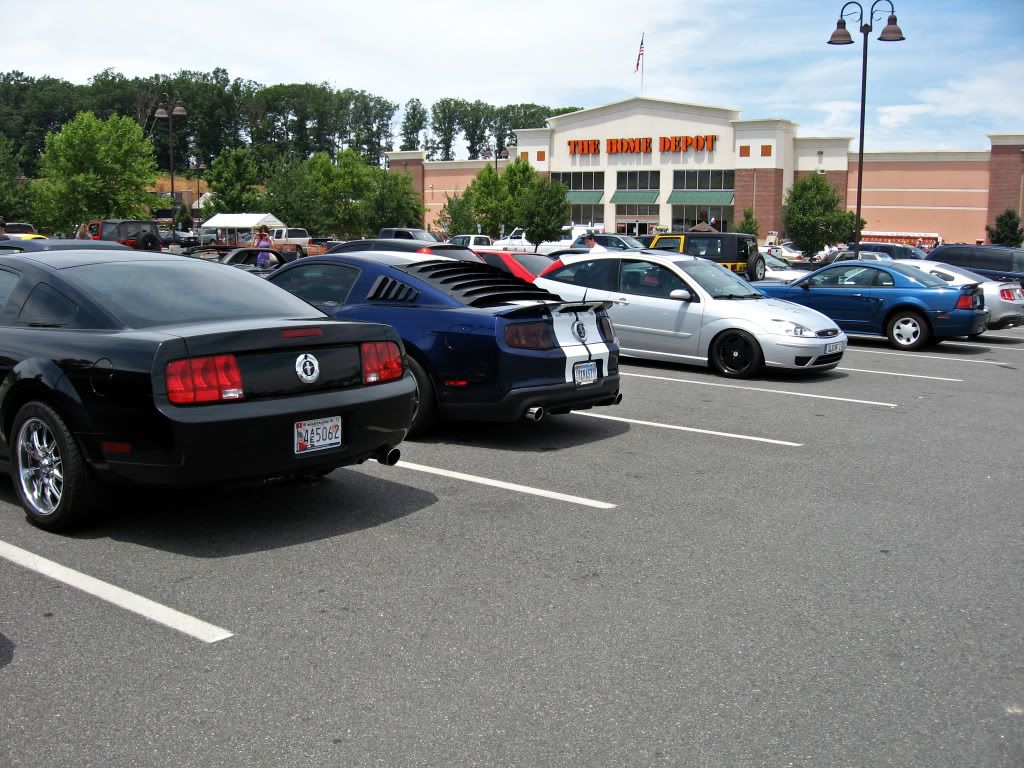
[[574, 361, 598, 386], [294, 416, 342, 454], [825, 342, 843, 354]]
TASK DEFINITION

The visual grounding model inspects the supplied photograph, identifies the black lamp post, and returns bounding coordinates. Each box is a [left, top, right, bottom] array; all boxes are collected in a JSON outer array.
[[828, 1, 905, 259], [154, 94, 188, 220]]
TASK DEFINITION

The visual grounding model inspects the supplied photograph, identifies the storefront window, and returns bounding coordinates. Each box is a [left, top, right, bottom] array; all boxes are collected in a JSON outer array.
[[571, 204, 604, 226], [551, 171, 605, 191], [615, 204, 659, 217], [615, 171, 660, 190], [672, 171, 735, 190], [671, 205, 734, 232]]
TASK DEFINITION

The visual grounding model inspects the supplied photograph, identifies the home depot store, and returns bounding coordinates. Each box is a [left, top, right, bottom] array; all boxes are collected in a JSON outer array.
[[387, 97, 1022, 244]]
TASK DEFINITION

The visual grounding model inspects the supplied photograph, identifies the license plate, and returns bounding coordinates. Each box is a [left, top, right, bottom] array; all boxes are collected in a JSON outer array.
[[294, 416, 342, 454], [574, 361, 598, 386], [825, 342, 843, 354]]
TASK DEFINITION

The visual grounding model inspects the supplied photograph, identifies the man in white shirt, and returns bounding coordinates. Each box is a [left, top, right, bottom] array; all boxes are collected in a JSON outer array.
[[584, 233, 607, 253]]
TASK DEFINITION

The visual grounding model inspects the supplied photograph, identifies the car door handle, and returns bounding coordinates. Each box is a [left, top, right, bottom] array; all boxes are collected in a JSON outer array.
[[616, 297, 630, 305]]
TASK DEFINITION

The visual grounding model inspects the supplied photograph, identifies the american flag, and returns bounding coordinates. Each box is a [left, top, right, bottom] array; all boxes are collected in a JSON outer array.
[[634, 34, 645, 73]]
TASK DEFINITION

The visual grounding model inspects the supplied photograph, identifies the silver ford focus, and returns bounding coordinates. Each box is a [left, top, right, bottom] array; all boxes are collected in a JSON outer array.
[[535, 250, 847, 378]]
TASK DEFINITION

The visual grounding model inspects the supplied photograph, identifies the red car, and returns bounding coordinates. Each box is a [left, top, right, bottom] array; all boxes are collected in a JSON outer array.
[[474, 250, 557, 283]]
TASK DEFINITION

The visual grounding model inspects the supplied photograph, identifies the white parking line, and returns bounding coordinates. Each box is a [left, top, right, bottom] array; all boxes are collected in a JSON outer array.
[[0, 540, 233, 644], [620, 371, 898, 408], [396, 461, 616, 509], [573, 411, 803, 446], [846, 348, 1008, 365], [836, 367, 963, 382]]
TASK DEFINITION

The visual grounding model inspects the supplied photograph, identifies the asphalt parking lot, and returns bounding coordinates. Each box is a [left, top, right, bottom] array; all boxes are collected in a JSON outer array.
[[1, 329, 1022, 767]]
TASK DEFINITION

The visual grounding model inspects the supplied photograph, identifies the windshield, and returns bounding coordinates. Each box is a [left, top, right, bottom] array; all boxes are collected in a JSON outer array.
[[909, 246, 929, 259], [67, 260, 325, 328], [674, 260, 763, 298], [922, 262, 985, 283]]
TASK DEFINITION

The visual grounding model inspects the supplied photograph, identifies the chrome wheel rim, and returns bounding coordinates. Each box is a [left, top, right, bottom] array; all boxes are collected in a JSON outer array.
[[892, 317, 921, 346], [17, 418, 63, 516], [754, 261, 765, 280], [716, 333, 754, 374]]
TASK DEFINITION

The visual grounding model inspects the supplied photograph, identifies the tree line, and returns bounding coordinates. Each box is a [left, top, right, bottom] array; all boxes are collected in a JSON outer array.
[[0, 68, 577, 179]]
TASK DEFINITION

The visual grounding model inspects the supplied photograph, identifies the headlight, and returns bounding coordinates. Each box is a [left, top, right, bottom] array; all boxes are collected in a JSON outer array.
[[772, 319, 814, 337]]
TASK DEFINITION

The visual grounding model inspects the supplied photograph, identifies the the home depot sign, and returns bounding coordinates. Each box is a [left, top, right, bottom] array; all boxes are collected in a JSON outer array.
[[567, 135, 718, 155]]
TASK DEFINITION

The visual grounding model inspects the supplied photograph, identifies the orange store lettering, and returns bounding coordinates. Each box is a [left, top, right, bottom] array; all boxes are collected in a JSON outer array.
[[567, 135, 718, 155]]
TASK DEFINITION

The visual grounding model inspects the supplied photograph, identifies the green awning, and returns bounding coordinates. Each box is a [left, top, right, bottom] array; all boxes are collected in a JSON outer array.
[[666, 190, 735, 205], [565, 191, 604, 204], [610, 190, 660, 204]]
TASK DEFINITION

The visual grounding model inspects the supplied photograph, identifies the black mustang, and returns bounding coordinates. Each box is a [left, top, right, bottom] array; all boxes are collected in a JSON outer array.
[[0, 250, 415, 531]]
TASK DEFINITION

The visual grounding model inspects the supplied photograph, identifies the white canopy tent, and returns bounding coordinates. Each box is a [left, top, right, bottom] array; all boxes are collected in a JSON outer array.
[[201, 213, 284, 230]]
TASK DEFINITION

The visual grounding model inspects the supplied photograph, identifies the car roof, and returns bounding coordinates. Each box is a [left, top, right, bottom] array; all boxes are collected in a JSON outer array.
[[0, 249, 188, 270], [555, 249, 702, 267], [322, 250, 452, 267], [0, 238, 132, 253]]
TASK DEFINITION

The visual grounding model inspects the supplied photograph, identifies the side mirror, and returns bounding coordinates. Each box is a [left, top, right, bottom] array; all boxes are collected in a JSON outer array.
[[801, 281, 812, 289], [669, 289, 692, 301]]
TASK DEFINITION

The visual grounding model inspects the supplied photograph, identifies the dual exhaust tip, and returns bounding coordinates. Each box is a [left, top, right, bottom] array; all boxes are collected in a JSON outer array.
[[524, 392, 623, 423], [375, 447, 401, 466]]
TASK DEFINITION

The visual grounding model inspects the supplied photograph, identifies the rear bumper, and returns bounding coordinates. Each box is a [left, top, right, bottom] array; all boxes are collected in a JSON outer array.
[[84, 375, 415, 486], [441, 374, 621, 421], [932, 310, 989, 338], [988, 311, 1024, 330]]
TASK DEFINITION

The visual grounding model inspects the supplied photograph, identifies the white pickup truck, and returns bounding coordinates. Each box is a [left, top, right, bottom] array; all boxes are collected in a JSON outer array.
[[269, 227, 312, 256], [483, 225, 600, 255]]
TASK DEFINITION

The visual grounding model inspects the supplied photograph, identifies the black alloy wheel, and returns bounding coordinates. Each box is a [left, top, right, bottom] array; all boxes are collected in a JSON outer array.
[[710, 330, 764, 378]]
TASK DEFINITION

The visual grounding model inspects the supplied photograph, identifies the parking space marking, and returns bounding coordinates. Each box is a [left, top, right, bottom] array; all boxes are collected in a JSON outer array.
[[396, 461, 616, 509], [573, 412, 803, 446], [620, 371, 898, 408], [0, 540, 233, 644], [846, 348, 1008, 365], [835, 367, 963, 382]]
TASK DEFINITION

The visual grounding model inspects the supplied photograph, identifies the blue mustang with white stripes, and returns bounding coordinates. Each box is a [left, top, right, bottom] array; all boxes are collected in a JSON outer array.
[[269, 252, 621, 435]]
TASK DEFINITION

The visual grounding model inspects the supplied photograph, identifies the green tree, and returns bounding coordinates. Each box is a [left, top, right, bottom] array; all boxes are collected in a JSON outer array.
[[329, 148, 376, 238], [782, 174, 858, 257], [205, 147, 263, 214], [734, 207, 759, 237], [364, 166, 424, 235], [457, 100, 494, 159], [427, 98, 461, 161], [399, 98, 428, 151], [0, 135, 32, 223], [519, 178, 570, 250], [986, 208, 1024, 246], [463, 164, 508, 238], [32, 111, 157, 234], [434, 192, 477, 239], [501, 157, 538, 223]]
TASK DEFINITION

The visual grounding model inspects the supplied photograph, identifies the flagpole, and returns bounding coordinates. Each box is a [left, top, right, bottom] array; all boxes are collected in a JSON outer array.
[[641, 46, 644, 96]]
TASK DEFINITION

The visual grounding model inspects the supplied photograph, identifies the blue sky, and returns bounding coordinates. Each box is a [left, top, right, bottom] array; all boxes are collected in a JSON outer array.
[[5, 0, 1022, 152]]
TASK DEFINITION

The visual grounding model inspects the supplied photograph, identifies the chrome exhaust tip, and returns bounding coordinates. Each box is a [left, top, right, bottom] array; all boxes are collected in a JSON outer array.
[[376, 447, 401, 466], [525, 406, 545, 422]]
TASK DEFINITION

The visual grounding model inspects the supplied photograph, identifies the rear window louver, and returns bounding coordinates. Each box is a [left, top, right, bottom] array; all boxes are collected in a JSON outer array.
[[368, 275, 420, 303], [403, 260, 563, 308]]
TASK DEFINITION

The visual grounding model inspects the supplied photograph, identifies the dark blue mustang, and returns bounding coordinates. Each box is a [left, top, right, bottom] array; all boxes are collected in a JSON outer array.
[[269, 252, 621, 435], [756, 260, 989, 350]]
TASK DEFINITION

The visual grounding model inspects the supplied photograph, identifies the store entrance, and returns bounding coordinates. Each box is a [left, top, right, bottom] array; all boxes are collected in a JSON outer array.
[[616, 220, 655, 237]]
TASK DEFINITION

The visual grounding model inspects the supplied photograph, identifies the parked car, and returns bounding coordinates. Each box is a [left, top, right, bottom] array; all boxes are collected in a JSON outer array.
[[4, 222, 37, 235], [756, 261, 989, 350], [159, 229, 198, 248], [636, 234, 657, 248], [0, 238, 131, 254], [327, 239, 484, 263], [448, 234, 493, 247], [378, 227, 438, 242], [773, 243, 806, 265], [219, 247, 298, 276], [927, 244, 1024, 287], [475, 250, 556, 283], [85, 219, 162, 251], [860, 241, 929, 260], [269, 251, 621, 435], [895, 259, 1024, 330], [649, 231, 765, 280], [269, 227, 312, 256], [534, 251, 846, 378], [569, 233, 646, 251], [758, 252, 810, 282], [0, 249, 415, 531], [830, 250, 892, 263]]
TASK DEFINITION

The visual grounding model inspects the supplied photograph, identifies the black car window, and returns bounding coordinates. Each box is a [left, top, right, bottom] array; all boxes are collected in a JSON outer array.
[[874, 270, 896, 287], [1013, 250, 1024, 271], [18, 283, 79, 327], [67, 261, 324, 328], [809, 265, 875, 287], [620, 260, 687, 298], [653, 236, 682, 252], [271, 264, 360, 307], [545, 258, 619, 291], [480, 253, 510, 272], [510, 253, 555, 275], [0, 268, 21, 310], [935, 246, 970, 267], [684, 237, 721, 258]]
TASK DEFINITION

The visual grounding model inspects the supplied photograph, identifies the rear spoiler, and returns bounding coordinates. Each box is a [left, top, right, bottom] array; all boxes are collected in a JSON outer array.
[[496, 300, 614, 319]]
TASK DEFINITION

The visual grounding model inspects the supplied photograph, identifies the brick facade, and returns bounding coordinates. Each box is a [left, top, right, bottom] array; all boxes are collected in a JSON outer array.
[[986, 143, 1023, 240], [388, 157, 426, 226], [734, 168, 784, 238]]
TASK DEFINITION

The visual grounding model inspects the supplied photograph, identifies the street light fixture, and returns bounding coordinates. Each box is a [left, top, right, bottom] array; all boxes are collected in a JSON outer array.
[[828, 1, 904, 260], [154, 94, 187, 222]]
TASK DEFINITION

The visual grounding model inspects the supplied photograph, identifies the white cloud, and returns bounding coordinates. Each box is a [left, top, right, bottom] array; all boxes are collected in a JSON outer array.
[[877, 104, 933, 128]]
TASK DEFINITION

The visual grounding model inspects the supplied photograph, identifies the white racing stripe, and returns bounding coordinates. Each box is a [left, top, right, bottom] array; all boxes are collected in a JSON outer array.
[[835, 367, 963, 382], [574, 411, 803, 446], [0, 540, 233, 643], [620, 371, 898, 408], [846, 348, 1008, 365], [550, 308, 610, 384], [396, 461, 616, 509]]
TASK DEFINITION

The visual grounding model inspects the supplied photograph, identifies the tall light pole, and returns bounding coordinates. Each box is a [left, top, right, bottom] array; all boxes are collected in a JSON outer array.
[[154, 94, 187, 222], [828, 1, 904, 260]]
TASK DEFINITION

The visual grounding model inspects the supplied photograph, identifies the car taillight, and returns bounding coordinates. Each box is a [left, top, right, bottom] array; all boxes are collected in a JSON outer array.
[[416, 247, 433, 254], [166, 354, 244, 404], [955, 293, 975, 310], [597, 315, 616, 343], [504, 321, 555, 349], [119, 239, 137, 248], [539, 259, 563, 276], [999, 288, 1016, 301], [361, 341, 403, 384]]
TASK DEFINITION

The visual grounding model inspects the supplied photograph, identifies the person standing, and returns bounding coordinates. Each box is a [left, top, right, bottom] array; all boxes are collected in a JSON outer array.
[[0, 219, 8, 241], [252, 225, 274, 268], [583, 233, 607, 253]]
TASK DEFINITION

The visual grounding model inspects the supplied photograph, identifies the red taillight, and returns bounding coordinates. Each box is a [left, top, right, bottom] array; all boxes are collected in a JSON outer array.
[[597, 315, 616, 343], [282, 327, 323, 339], [166, 354, 244, 404], [955, 293, 975, 310], [361, 341, 403, 384], [539, 259, 563, 277], [416, 247, 433, 254], [999, 288, 1016, 302], [504, 321, 555, 350]]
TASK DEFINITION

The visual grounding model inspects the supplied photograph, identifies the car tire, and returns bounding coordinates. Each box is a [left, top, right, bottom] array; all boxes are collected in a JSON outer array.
[[885, 310, 930, 350], [747, 254, 766, 281], [10, 401, 99, 532], [294, 246, 305, 258], [710, 330, 764, 378], [406, 357, 438, 437], [138, 232, 160, 251]]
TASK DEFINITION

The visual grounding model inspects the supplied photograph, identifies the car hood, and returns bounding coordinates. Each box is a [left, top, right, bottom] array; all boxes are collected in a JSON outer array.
[[713, 296, 839, 332]]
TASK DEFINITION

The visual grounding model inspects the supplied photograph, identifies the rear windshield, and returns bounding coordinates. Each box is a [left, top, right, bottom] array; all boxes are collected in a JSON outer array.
[[886, 262, 948, 286], [511, 253, 556, 275], [65, 261, 325, 328]]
